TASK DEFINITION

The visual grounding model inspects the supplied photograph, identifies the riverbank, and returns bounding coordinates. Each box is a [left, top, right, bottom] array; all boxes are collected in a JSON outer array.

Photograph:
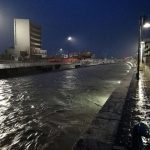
[[0, 64, 130, 150], [73, 69, 134, 150], [0, 62, 116, 79], [0, 62, 78, 78]]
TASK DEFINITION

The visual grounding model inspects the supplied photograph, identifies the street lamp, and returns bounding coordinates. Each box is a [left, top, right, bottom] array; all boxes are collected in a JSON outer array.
[[136, 16, 150, 80], [67, 36, 73, 41], [143, 22, 150, 28], [66, 36, 74, 57]]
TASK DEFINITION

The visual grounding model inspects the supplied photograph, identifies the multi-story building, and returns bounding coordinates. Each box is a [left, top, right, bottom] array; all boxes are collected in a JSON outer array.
[[14, 18, 47, 60], [143, 40, 150, 66]]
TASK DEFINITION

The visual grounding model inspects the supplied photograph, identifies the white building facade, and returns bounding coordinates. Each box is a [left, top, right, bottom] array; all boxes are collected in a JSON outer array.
[[14, 19, 47, 60]]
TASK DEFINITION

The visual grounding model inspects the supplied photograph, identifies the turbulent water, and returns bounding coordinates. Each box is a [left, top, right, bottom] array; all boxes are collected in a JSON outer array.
[[0, 64, 131, 150]]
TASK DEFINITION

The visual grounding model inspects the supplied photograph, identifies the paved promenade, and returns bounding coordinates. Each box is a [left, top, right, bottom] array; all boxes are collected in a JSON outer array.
[[73, 70, 134, 150], [114, 70, 150, 149]]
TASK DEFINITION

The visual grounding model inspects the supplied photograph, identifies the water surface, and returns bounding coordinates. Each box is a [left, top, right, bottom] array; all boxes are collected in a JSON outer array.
[[0, 64, 131, 150]]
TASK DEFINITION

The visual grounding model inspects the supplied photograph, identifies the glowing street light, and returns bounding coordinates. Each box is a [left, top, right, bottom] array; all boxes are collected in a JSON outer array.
[[67, 36, 73, 41], [143, 22, 150, 28], [136, 16, 150, 80], [59, 48, 63, 52], [66, 36, 78, 56]]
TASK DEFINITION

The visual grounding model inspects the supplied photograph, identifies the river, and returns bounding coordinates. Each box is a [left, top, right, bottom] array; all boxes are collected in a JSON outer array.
[[0, 63, 131, 150]]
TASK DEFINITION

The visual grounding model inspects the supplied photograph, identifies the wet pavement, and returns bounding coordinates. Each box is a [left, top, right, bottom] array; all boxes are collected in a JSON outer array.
[[114, 71, 150, 149], [0, 64, 130, 150]]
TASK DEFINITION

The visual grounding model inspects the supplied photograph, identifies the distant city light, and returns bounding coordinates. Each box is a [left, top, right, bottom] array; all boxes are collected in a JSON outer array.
[[59, 48, 63, 52]]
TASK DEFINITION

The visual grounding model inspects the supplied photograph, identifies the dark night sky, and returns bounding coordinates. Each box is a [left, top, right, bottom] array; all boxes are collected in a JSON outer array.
[[0, 0, 150, 58]]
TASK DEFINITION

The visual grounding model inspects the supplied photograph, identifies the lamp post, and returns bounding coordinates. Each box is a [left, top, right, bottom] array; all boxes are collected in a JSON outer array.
[[136, 17, 143, 80], [66, 36, 74, 57], [136, 16, 150, 80]]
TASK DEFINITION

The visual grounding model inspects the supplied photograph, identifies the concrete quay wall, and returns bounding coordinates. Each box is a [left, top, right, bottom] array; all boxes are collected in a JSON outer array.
[[0, 63, 76, 78], [0, 62, 117, 79], [73, 70, 134, 150]]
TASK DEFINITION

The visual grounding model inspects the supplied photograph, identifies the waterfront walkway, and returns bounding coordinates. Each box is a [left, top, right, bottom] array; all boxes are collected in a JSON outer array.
[[114, 71, 150, 149], [73, 70, 134, 150]]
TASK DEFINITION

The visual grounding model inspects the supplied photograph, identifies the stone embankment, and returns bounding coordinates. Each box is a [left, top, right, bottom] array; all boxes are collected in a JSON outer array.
[[0, 62, 77, 78], [73, 70, 134, 150], [0, 61, 116, 79]]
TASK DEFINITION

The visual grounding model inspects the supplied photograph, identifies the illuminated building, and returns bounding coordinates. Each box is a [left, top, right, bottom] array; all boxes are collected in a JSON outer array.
[[14, 18, 47, 60], [143, 40, 150, 65]]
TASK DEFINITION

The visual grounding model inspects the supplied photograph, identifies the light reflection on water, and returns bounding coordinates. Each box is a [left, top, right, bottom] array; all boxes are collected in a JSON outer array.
[[61, 70, 78, 90], [0, 64, 131, 150]]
